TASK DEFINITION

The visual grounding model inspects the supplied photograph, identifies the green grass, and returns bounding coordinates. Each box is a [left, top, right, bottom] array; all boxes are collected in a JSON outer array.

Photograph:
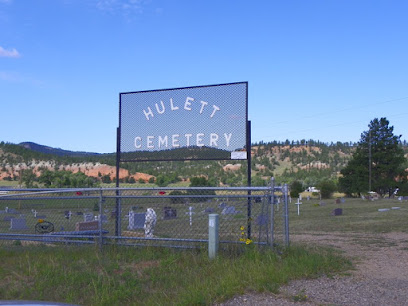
[[0, 243, 351, 305], [287, 197, 408, 234]]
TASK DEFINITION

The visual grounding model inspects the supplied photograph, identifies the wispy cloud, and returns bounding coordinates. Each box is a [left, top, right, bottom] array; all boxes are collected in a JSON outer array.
[[0, 46, 21, 58], [0, 71, 21, 82], [96, 0, 145, 15]]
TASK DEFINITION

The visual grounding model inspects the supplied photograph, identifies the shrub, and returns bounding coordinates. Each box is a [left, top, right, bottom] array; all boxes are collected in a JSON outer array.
[[318, 180, 337, 199]]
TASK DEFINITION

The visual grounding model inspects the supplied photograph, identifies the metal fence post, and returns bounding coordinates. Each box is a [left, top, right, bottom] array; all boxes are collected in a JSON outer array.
[[98, 189, 104, 251], [208, 214, 219, 259], [283, 183, 290, 247], [269, 177, 275, 248]]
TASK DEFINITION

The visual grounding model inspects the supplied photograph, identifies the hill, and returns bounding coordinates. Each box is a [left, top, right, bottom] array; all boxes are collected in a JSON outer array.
[[0, 140, 363, 188], [19, 142, 101, 157]]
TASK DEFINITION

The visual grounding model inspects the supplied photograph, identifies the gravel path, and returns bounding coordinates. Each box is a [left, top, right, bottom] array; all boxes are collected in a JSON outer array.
[[217, 232, 408, 305]]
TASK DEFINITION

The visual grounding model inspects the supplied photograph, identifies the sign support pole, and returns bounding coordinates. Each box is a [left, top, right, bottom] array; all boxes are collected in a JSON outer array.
[[247, 120, 252, 240], [115, 127, 121, 236]]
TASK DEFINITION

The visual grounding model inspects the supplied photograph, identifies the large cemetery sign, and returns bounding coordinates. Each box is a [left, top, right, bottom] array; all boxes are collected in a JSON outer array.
[[118, 82, 248, 162]]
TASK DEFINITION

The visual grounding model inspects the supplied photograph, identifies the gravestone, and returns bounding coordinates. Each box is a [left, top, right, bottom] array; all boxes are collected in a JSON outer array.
[[340, 198, 346, 204], [84, 213, 93, 222], [128, 211, 145, 230], [75, 220, 99, 231], [110, 210, 117, 219], [221, 206, 237, 215], [204, 207, 214, 214], [218, 202, 227, 209], [378, 208, 390, 212], [76, 212, 83, 215], [331, 208, 342, 216], [64, 211, 72, 220], [256, 215, 268, 226], [335, 198, 341, 204], [319, 201, 327, 206], [10, 218, 29, 230], [163, 207, 177, 220], [7, 208, 18, 214], [98, 214, 108, 223], [391, 207, 401, 210], [3, 216, 15, 222]]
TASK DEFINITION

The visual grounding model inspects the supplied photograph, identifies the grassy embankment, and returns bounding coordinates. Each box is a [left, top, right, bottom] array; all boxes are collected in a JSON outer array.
[[0, 243, 350, 305]]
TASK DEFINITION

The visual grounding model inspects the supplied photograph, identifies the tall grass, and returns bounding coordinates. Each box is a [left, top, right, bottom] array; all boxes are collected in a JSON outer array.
[[0, 243, 350, 305]]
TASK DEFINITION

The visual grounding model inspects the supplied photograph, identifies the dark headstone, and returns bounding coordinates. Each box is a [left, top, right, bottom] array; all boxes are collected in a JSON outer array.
[[204, 207, 214, 214], [128, 212, 145, 230], [3, 216, 14, 222], [163, 207, 177, 219], [76, 212, 83, 215], [75, 220, 99, 231], [335, 198, 341, 204], [332, 208, 343, 216]]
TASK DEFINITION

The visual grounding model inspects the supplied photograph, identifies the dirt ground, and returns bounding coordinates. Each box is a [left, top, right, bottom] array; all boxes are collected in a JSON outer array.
[[218, 232, 408, 305]]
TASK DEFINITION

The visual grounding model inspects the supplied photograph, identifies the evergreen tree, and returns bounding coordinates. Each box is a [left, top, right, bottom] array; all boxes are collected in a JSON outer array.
[[339, 118, 407, 197]]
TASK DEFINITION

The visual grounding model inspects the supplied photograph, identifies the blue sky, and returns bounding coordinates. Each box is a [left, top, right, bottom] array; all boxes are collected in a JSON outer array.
[[1, 0, 407, 153]]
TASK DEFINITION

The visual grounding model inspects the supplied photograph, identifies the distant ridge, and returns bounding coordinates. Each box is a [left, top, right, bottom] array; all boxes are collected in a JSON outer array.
[[18, 142, 101, 157]]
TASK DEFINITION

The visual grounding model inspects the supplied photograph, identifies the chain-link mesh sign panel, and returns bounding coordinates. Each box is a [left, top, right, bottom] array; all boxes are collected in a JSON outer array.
[[119, 82, 248, 161]]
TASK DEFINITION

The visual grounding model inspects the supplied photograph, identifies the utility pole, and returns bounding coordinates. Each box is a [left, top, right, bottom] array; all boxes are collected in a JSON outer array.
[[369, 130, 372, 192]]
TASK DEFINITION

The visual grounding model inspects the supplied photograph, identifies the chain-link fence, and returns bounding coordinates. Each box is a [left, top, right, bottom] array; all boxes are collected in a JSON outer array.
[[0, 183, 289, 251]]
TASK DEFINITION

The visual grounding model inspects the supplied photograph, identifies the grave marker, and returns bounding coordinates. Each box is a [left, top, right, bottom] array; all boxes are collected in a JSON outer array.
[[331, 208, 343, 216], [163, 207, 177, 220], [295, 198, 302, 215], [84, 213, 93, 222], [75, 220, 99, 231], [221, 206, 237, 215], [204, 207, 214, 214], [3, 216, 14, 222], [185, 206, 195, 226], [98, 214, 108, 223], [10, 218, 29, 230], [218, 202, 227, 209], [128, 211, 145, 230], [64, 211, 72, 220]]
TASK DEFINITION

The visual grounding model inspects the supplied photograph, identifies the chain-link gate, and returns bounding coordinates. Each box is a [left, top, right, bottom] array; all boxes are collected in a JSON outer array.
[[0, 183, 289, 251]]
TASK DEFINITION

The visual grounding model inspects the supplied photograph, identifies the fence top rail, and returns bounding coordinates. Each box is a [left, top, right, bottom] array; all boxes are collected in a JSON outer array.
[[0, 186, 275, 196]]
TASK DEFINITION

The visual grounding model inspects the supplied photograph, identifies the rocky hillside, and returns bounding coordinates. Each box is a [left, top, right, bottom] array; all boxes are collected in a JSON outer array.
[[0, 140, 362, 187]]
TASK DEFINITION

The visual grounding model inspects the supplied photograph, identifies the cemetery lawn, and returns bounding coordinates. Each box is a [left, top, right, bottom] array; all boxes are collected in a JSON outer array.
[[0, 243, 351, 306]]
